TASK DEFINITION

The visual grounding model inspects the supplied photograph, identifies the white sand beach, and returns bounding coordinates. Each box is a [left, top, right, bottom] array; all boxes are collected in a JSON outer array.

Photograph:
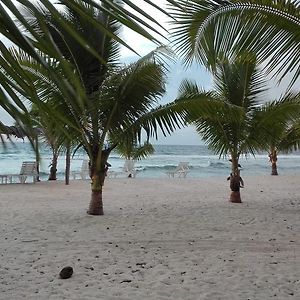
[[0, 175, 299, 300]]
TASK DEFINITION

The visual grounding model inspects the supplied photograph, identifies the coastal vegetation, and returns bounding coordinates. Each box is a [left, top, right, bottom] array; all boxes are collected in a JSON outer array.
[[1, 0, 300, 210], [5, 1, 191, 215], [265, 119, 300, 176], [0, 0, 176, 135], [168, 0, 300, 89], [168, 0, 300, 201], [174, 53, 300, 202]]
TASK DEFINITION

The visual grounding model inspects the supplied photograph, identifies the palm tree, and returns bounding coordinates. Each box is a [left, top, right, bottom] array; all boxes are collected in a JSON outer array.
[[168, 0, 300, 88], [176, 53, 300, 203], [168, 0, 300, 179], [20, 1, 181, 215], [264, 115, 300, 175], [28, 104, 56, 180], [83, 52, 177, 214], [9, 0, 186, 215]]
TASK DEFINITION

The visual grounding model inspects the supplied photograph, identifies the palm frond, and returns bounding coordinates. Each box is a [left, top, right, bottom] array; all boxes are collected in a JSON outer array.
[[277, 122, 300, 153], [169, 0, 300, 88], [213, 53, 267, 109], [113, 137, 154, 160]]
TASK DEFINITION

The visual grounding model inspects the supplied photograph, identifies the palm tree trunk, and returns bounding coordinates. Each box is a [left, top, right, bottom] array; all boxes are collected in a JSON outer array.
[[269, 150, 278, 175], [87, 174, 105, 215], [48, 153, 58, 180], [35, 138, 40, 182], [271, 162, 278, 175], [229, 156, 242, 203], [87, 149, 110, 215], [36, 160, 40, 182], [88, 187, 104, 215], [229, 174, 242, 203], [65, 145, 71, 185]]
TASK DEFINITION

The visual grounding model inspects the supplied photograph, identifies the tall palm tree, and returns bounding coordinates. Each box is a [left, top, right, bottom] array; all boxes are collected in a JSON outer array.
[[9, 0, 185, 215], [83, 52, 179, 214], [176, 53, 300, 203], [168, 0, 300, 88], [20, 1, 181, 215]]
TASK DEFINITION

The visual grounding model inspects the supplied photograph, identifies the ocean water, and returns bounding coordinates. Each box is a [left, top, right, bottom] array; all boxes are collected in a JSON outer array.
[[1, 142, 300, 181]]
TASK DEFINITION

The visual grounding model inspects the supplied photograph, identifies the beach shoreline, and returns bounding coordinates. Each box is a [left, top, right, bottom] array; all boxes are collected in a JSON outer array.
[[1, 175, 299, 299]]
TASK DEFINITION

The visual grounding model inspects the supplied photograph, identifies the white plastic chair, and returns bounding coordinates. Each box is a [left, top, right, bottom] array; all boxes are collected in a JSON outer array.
[[123, 159, 137, 178], [166, 162, 190, 178]]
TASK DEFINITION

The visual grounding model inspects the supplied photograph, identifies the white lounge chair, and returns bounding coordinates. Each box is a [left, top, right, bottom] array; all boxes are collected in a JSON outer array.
[[72, 159, 90, 180], [19, 161, 39, 183], [0, 161, 38, 184], [166, 162, 190, 178]]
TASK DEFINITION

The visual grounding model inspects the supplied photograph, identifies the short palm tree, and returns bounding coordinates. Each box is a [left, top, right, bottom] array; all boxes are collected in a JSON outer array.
[[176, 53, 300, 203], [264, 116, 300, 175], [29, 105, 65, 181], [169, 0, 300, 88]]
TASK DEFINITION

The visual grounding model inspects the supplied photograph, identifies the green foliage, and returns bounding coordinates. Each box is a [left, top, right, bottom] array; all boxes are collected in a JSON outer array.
[[114, 139, 155, 161], [175, 54, 300, 162], [277, 121, 300, 153], [0, 0, 177, 134], [255, 92, 300, 153], [8, 8, 182, 177], [169, 0, 300, 88]]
